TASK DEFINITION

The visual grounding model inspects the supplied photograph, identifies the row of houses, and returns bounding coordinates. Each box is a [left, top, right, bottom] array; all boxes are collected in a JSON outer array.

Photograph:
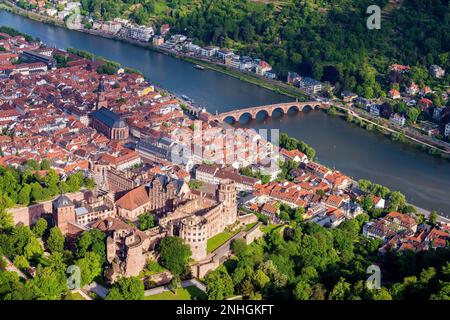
[[155, 34, 278, 79]]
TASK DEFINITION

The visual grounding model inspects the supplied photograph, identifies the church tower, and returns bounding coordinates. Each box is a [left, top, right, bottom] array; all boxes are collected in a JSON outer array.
[[217, 179, 237, 228], [52, 194, 76, 235], [96, 76, 108, 110]]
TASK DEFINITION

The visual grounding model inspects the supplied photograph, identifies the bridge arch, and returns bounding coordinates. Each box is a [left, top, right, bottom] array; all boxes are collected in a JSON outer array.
[[302, 104, 313, 112], [255, 109, 270, 120], [287, 105, 301, 114], [270, 107, 285, 117], [314, 104, 322, 110], [238, 112, 254, 122], [223, 115, 237, 123]]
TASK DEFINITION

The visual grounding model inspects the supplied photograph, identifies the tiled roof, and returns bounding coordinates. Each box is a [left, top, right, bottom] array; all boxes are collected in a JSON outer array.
[[115, 185, 149, 211]]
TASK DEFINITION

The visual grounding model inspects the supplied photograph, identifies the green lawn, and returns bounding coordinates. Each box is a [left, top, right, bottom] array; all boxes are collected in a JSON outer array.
[[261, 224, 282, 234], [207, 232, 235, 254], [145, 286, 207, 300], [244, 222, 258, 231], [141, 261, 167, 276]]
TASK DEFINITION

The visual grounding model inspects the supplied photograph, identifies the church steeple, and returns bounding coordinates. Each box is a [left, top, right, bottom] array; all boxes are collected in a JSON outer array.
[[96, 76, 107, 110]]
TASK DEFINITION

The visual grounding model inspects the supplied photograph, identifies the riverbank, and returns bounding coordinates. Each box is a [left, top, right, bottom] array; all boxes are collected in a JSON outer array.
[[328, 105, 450, 160]]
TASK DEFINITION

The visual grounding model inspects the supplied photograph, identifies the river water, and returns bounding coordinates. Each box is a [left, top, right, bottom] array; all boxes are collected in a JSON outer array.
[[1, 10, 449, 215]]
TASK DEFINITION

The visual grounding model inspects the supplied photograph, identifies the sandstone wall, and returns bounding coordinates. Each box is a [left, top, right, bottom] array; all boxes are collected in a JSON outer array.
[[8, 191, 87, 227]]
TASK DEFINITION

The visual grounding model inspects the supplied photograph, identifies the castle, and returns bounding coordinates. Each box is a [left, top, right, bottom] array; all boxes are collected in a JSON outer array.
[[160, 180, 237, 261], [50, 177, 238, 280]]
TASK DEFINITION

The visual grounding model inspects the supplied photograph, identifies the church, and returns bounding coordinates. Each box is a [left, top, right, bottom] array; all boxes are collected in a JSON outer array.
[[90, 77, 129, 140]]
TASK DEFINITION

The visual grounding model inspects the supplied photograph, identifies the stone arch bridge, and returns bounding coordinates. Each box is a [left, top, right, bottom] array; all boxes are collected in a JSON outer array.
[[212, 101, 330, 123]]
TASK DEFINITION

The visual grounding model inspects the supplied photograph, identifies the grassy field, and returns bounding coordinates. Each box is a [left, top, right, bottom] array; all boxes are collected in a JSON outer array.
[[145, 286, 207, 300], [261, 224, 282, 234], [207, 231, 236, 254], [244, 222, 258, 231]]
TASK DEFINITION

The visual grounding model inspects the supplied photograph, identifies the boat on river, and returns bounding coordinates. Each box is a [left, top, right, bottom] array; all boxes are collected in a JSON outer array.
[[194, 64, 205, 70]]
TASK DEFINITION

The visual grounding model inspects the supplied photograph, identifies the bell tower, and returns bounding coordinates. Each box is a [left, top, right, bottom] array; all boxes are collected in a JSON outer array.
[[96, 76, 107, 110]]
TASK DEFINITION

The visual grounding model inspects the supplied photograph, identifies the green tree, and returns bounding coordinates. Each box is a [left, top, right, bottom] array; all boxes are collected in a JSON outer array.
[[370, 287, 393, 300], [13, 255, 30, 271], [159, 237, 191, 276], [33, 218, 48, 238], [25, 266, 67, 300], [429, 210, 438, 225], [0, 206, 13, 230], [77, 252, 102, 286], [329, 278, 351, 300], [294, 279, 312, 300], [388, 191, 406, 211], [18, 184, 32, 206], [76, 229, 107, 265], [406, 107, 420, 125], [24, 237, 43, 260], [138, 212, 155, 231], [40, 159, 52, 170], [105, 277, 144, 300], [252, 269, 270, 290], [204, 268, 234, 300], [47, 227, 65, 253]]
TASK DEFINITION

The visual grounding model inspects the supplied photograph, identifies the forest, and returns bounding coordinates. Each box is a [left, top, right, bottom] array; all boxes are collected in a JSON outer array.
[[203, 220, 450, 300], [78, 0, 450, 97]]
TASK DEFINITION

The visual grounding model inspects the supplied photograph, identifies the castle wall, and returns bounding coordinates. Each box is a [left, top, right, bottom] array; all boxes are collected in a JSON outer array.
[[9, 191, 86, 227]]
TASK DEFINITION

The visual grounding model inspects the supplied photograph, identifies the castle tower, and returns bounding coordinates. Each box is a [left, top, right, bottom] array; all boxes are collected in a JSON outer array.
[[96, 76, 107, 110], [217, 179, 237, 228], [52, 194, 76, 235], [180, 215, 208, 261]]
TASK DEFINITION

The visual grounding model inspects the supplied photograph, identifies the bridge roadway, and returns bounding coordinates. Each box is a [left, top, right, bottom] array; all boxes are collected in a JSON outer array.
[[211, 101, 330, 122]]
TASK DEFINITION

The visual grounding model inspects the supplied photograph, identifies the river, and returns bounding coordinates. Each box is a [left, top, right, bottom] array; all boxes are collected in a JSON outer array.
[[1, 10, 450, 216]]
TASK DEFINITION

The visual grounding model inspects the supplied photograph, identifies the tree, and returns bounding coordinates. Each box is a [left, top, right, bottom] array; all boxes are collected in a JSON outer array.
[[159, 237, 191, 276], [406, 107, 420, 125], [188, 180, 203, 190], [388, 191, 406, 211], [77, 252, 102, 286], [358, 179, 372, 192], [76, 228, 107, 265], [84, 178, 95, 190], [33, 218, 48, 238], [105, 277, 144, 300], [0, 206, 13, 230], [362, 196, 374, 212], [24, 236, 43, 260], [329, 278, 351, 300], [40, 159, 51, 170], [429, 210, 438, 225], [138, 212, 155, 231], [18, 184, 31, 206], [204, 268, 234, 300], [252, 269, 270, 290], [294, 279, 312, 300], [47, 227, 65, 253], [30, 182, 44, 202], [25, 265, 67, 300], [13, 255, 30, 271], [370, 287, 393, 300]]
